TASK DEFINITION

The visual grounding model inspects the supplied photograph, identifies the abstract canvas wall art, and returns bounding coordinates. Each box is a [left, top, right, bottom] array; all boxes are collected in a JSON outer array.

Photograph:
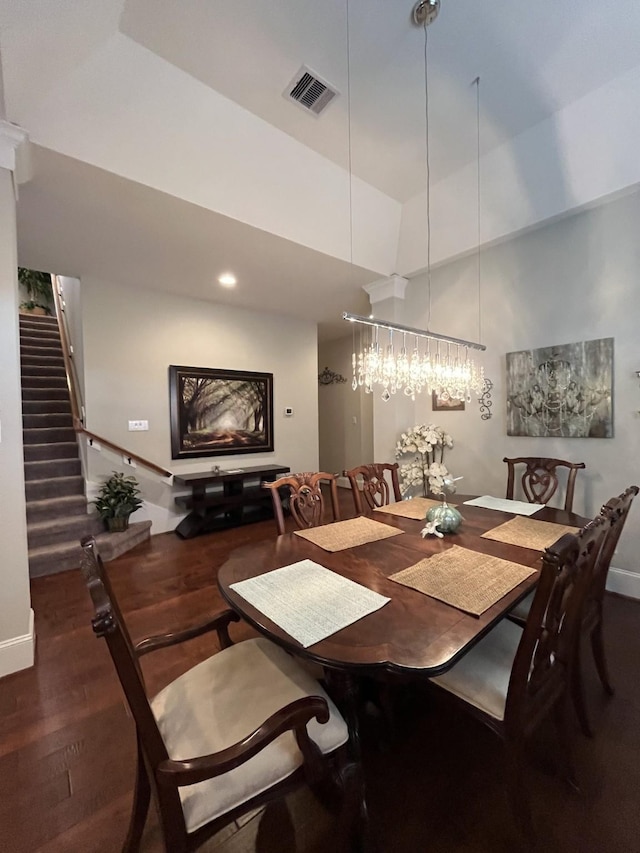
[[506, 338, 613, 438]]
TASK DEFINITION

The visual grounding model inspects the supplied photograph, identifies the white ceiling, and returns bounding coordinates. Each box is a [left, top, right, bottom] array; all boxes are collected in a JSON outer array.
[[3, 0, 640, 338]]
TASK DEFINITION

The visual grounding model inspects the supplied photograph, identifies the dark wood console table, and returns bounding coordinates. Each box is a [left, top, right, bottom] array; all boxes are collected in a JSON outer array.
[[173, 463, 289, 539]]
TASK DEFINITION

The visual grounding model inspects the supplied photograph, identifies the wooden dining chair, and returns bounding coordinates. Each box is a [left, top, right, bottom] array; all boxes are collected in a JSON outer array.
[[503, 456, 586, 513], [79, 536, 353, 853], [428, 514, 609, 836], [262, 472, 340, 536], [508, 485, 639, 736], [343, 463, 402, 515], [574, 485, 639, 732]]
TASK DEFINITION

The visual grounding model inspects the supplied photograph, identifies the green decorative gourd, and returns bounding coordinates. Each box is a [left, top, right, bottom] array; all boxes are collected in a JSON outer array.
[[426, 502, 463, 534]]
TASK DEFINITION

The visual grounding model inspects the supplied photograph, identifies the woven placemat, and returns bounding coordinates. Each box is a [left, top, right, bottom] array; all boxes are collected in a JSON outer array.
[[374, 497, 457, 520], [294, 516, 403, 552], [481, 516, 579, 551], [390, 545, 536, 616]]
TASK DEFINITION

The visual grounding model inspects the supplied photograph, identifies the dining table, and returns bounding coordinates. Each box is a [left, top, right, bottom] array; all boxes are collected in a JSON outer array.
[[216, 495, 590, 849]]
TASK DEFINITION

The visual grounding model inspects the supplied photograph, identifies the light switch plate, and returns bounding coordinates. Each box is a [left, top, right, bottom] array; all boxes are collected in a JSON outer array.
[[128, 420, 149, 431]]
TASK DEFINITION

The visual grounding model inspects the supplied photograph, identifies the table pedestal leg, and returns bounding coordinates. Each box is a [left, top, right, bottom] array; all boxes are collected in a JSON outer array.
[[325, 669, 378, 853]]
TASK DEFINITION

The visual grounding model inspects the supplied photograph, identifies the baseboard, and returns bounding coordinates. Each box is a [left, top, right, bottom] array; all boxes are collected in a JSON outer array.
[[606, 567, 640, 600], [337, 476, 350, 489], [0, 609, 35, 679]]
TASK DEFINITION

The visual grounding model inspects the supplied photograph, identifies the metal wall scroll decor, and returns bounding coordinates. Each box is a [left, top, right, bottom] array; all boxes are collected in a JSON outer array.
[[318, 366, 347, 386], [478, 378, 493, 420], [506, 337, 613, 438]]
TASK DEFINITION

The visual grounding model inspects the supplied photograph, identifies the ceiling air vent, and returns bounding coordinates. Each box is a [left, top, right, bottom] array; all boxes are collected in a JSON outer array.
[[284, 66, 339, 116]]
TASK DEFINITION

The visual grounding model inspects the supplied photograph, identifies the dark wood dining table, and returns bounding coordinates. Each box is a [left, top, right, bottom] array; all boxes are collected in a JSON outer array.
[[217, 496, 590, 848], [217, 496, 589, 678]]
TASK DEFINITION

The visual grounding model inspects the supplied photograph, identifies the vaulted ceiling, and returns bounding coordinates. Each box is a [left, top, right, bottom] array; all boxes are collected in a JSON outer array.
[[2, 0, 639, 337]]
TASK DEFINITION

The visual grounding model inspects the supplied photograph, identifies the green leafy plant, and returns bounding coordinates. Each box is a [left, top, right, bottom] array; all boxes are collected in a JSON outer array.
[[93, 472, 143, 530], [18, 267, 53, 314]]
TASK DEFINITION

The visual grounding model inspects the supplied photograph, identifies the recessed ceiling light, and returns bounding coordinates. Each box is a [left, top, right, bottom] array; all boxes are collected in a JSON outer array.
[[218, 273, 237, 288]]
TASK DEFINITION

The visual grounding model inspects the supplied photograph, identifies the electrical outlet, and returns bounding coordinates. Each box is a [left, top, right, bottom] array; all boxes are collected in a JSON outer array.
[[128, 420, 149, 431]]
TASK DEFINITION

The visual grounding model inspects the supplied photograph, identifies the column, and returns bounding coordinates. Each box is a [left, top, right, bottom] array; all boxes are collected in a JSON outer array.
[[0, 120, 34, 676]]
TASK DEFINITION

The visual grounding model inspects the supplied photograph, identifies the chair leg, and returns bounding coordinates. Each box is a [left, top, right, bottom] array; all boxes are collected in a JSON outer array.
[[552, 699, 579, 794], [504, 740, 535, 841], [571, 641, 594, 738], [123, 739, 151, 853], [591, 621, 615, 696]]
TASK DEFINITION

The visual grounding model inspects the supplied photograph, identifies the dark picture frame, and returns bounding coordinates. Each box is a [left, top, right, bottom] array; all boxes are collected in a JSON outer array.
[[169, 365, 274, 459], [432, 391, 465, 411]]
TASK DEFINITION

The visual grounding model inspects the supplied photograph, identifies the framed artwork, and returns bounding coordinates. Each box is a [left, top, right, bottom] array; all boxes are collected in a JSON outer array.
[[432, 391, 465, 411], [506, 337, 613, 438], [169, 365, 274, 459]]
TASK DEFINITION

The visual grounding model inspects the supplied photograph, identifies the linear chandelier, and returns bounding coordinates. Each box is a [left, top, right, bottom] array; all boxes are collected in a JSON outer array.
[[343, 0, 486, 402], [344, 313, 486, 402]]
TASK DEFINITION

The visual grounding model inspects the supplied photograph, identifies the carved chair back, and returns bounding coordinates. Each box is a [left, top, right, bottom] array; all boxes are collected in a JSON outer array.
[[343, 463, 402, 514], [584, 485, 639, 632], [263, 472, 340, 536], [505, 514, 608, 736], [503, 456, 586, 513], [79, 538, 182, 825]]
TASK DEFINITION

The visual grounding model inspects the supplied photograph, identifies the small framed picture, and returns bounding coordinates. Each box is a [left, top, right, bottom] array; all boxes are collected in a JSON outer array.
[[432, 391, 465, 412]]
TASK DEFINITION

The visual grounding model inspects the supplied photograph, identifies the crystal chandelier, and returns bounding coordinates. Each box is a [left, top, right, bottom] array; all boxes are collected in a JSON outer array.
[[344, 313, 485, 402], [343, 0, 486, 402]]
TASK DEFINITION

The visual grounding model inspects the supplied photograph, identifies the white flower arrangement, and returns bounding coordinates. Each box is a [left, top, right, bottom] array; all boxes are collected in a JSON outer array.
[[395, 423, 454, 498]]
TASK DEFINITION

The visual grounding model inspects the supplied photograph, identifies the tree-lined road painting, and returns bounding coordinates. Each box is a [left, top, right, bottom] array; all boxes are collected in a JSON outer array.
[[179, 375, 270, 452]]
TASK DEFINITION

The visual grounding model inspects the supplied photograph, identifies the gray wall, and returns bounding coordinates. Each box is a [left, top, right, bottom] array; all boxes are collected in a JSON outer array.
[[80, 278, 320, 523], [318, 336, 373, 476], [381, 189, 639, 575]]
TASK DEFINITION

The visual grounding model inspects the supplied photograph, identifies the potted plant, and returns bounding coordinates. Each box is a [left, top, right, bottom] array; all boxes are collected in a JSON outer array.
[[93, 471, 144, 532], [18, 267, 53, 315]]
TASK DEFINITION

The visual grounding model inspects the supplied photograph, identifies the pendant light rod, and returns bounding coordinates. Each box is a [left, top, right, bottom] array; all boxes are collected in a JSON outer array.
[[343, 312, 486, 352]]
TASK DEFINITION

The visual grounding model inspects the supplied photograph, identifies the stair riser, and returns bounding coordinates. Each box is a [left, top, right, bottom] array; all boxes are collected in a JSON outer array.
[[21, 377, 69, 391], [21, 387, 70, 401], [25, 476, 85, 501], [24, 459, 82, 481], [22, 400, 72, 415], [23, 413, 74, 429], [21, 345, 63, 358], [21, 365, 66, 378], [21, 355, 65, 368], [27, 497, 88, 523], [24, 427, 76, 444], [28, 548, 83, 578], [19, 331, 62, 345], [28, 516, 102, 550], [23, 442, 79, 462]]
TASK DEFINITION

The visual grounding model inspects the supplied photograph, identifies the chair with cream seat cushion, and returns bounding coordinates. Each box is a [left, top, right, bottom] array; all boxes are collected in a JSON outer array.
[[503, 456, 585, 513], [262, 471, 341, 536], [343, 463, 402, 515], [80, 536, 351, 853], [508, 485, 638, 736], [429, 514, 609, 836]]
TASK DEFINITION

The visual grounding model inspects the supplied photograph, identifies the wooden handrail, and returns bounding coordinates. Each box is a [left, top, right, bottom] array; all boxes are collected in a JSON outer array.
[[52, 275, 82, 426], [77, 426, 172, 479], [51, 275, 173, 480]]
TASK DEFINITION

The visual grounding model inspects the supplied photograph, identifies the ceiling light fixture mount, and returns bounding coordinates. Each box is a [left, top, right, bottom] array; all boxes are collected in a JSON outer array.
[[412, 0, 440, 27]]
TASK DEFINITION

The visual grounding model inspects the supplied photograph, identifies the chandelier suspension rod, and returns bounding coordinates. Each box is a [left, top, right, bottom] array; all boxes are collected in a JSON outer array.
[[343, 312, 486, 352]]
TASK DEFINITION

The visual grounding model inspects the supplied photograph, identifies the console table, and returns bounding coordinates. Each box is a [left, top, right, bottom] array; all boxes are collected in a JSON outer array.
[[173, 463, 290, 539]]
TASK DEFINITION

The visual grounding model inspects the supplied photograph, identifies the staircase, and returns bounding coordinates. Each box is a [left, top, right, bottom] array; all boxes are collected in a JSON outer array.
[[20, 313, 151, 577]]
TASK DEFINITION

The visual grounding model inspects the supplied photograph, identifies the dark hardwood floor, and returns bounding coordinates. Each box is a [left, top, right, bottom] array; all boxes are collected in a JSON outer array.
[[2, 492, 640, 852]]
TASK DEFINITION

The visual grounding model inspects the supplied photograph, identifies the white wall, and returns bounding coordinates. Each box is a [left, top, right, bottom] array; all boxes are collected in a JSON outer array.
[[80, 280, 320, 529], [318, 336, 373, 477], [0, 166, 33, 676], [374, 188, 640, 579]]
